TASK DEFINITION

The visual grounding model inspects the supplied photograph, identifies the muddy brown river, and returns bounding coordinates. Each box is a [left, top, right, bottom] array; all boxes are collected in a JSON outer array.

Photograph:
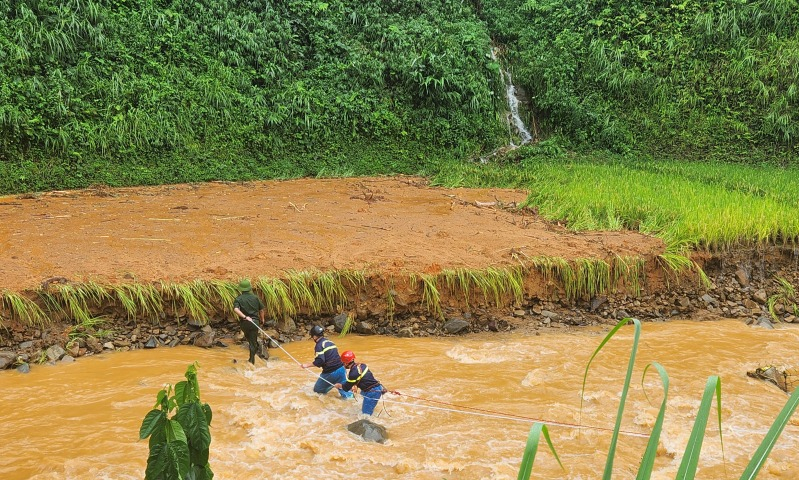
[[1, 319, 797, 479]]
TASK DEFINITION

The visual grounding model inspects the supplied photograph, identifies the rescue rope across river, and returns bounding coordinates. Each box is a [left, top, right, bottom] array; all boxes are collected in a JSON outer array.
[[249, 319, 648, 439]]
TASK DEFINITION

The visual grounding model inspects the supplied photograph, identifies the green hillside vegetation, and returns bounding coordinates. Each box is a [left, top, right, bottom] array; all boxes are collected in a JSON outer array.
[[0, 0, 505, 192], [3, 0, 798, 196], [482, 0, 799, 158]]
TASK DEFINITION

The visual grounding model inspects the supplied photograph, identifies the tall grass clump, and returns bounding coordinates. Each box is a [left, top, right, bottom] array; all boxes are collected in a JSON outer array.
[[49, 281, 111, 325], [0, 290, 49, 329], [530, 255, 643, 301], [253, 270, 361, 320], [112, 282, 163, 323], [254, 276, 294, 320], [432, 157, 799, 254], [516, 318, 799, 479], [441, 266, 525, 308], [411, 273, 443, 320], [159, 280, 210, 324]]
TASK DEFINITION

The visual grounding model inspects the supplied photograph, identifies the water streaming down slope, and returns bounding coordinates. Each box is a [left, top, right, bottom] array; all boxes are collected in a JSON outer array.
[[494, 47, 533, 147], [503, 69, 533, 147], [0, 319, 798, 479], [481, 48, 534, 163]]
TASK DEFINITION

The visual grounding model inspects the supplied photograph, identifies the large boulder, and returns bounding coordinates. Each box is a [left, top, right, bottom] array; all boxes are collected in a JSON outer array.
[[443, 318, 469, 334], [0, 351, 17, 370], [346, 419, 388, 444], [275, 316, 294, 332], [333, 312, 349, 332], [193, 331, 216, 348]]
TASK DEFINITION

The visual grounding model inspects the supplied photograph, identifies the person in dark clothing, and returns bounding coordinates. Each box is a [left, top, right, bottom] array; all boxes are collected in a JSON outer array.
[[334, 350, 385, 415], [301, 325, 353, 399], [233, 279, 267, 364]]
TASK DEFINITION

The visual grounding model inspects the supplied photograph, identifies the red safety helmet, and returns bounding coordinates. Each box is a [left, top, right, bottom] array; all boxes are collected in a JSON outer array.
[[340, 350, 355, 365]]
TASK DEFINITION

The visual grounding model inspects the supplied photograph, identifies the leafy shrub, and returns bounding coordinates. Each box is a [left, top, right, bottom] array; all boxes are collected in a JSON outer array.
[[139, 363, 214, 480]]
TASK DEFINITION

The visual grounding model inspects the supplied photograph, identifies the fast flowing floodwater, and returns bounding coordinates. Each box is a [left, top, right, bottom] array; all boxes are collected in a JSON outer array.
[[0, 319, 797, 480]]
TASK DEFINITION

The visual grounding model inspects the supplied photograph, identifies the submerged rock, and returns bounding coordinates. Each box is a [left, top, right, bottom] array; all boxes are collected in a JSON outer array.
[[747, 366, 789, 392], [347, 419, 388, 444]]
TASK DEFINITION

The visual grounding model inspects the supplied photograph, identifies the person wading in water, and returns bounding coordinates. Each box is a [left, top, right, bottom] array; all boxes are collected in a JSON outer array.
[[334, 350, 386, 415], [233, 279, 268, 364], [301, 325, 353, 399]]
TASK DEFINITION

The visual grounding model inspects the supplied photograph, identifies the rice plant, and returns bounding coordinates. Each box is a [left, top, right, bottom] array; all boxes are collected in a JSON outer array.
[[432, 158, 799, 254], [657, 252, 711, 290], [159, 280, 209, 325], [255, 276, 295, 319], [767, 276, 798, 321], [338, 312, 355, 337], [440, 266, 525, 309], [517, 317, 799, 479], [311, 270, 348, 313], [386, 276, 396, 322], [67, 315, 109, 349], [208, 279, 238, 316], [0, 290, 49, 328], [339, 269, 367, 297], [285, 270, 320, 314], [530, 256, 615, 301], [52, 281, 111, 324], [112, 282, 162, 323], [411, 273, 443, 320], [613, 255, 645, 297]]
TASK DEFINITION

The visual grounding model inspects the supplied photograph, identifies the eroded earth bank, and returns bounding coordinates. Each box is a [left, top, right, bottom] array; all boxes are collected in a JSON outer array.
[[1, 178, 797, 371]]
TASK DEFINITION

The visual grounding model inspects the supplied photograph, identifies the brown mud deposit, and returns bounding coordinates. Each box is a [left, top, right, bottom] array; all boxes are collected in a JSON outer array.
[[1, 177, 798, 363], [0, 176, 663, 289]]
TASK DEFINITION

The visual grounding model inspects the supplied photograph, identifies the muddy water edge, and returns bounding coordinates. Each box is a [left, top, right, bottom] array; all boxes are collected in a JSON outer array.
[[0, 319, 798, 480], [0, 248, 799, 478]]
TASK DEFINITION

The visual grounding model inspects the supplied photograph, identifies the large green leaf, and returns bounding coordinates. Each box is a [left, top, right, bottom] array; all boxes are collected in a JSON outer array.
[[177, 402, 212, 464], [202, 403, 213, 426], [145, 439, 190, 480], [185, 463, 215, 480], [140, 409, 167, 440], [739, 386, 799, 480]]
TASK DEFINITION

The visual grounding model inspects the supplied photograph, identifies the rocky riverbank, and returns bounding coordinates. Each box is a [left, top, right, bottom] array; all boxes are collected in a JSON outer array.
[[1, 247, 797, 373]]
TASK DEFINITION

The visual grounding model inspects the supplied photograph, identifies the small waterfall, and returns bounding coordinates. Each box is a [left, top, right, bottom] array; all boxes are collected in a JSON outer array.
[[503, 70, 533, 146], [493, 47, 533, 147], [479, 48, 534, 163]]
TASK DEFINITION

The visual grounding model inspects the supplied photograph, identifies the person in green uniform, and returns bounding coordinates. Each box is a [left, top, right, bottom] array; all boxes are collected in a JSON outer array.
[[233, 279, 267, 364]]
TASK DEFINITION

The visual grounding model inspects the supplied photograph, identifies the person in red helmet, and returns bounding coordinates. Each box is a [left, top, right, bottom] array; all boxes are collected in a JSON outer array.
[[334, 350, 386, 415]]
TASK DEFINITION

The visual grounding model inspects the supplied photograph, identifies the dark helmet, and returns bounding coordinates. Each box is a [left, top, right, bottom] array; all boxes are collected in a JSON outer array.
[[309, 325, 325, 337]]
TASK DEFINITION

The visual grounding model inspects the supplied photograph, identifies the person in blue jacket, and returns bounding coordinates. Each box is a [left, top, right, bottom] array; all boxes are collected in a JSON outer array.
[[334, 350, 386, 415], [301, 325, 353, 399]]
